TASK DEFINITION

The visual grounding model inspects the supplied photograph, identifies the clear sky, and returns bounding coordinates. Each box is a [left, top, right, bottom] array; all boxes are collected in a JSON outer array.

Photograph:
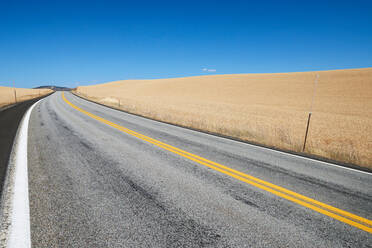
[[1, 0, 371, 88]]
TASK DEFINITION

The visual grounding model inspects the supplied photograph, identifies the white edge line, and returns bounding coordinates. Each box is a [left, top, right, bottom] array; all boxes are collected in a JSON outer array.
[[69, 92, 372, 176], [235, 141, 372, 176], [7, 99, 42, 248], [191, 126, 372, 176]]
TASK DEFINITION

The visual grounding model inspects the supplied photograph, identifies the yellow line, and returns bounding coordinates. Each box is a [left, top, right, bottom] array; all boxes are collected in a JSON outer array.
[[62, 92, 372, 234]]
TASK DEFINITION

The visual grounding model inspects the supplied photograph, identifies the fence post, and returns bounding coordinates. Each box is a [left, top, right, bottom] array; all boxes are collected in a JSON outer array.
[[302, 113, 312, 151], [13, 82, 17, 103], [302, 74, 319, 152]]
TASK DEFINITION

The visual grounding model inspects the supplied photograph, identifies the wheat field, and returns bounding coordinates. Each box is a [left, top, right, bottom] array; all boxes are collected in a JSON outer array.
[[74, 68, 372, 169], [0, 86, 52, 109]]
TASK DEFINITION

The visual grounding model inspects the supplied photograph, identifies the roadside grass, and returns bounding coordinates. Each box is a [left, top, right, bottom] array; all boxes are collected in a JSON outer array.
[[0, 86, 52, 109], [74, 68, 372, 169]]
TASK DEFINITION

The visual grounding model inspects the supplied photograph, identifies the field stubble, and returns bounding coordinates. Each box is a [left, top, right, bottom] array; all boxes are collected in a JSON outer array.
[[0, 86, 52, 109], [75, 68, 372, 169]]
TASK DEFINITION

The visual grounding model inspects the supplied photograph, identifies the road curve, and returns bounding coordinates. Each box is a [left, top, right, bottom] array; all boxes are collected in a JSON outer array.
[[27, 92, 371, 247], [0, 95, 50, 195]]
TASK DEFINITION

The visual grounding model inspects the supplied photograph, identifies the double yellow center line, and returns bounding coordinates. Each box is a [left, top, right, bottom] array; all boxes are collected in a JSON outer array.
[[62, 92, 372, 234]]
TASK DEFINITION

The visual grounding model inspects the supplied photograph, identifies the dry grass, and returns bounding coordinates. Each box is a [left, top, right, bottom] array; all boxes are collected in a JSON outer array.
[[74, 68, 372, 169], [0, 86, 53, 109]]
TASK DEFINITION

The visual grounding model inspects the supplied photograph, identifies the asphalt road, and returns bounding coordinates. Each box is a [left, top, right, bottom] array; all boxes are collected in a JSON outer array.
[[27, 92, 372, 247], [0, 95, 49, 195]]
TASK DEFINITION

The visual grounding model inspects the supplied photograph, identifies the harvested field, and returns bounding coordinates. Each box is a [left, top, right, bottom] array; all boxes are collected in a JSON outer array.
[[0, 86, 53, 109], [74, 68, 372, 169]]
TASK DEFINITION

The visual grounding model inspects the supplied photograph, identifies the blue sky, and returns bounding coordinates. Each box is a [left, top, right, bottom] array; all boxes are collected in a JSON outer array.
[[0, 0, 371, 88]]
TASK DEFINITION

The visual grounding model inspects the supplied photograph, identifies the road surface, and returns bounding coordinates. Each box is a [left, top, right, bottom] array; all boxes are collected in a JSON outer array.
[[26, 92, 371, 247], [0, 96, 48, 195]]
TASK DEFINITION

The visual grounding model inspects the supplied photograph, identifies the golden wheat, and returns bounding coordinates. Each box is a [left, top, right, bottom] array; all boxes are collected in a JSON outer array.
[[74, 68, 372, 169], [0, 86, 52, 108]]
